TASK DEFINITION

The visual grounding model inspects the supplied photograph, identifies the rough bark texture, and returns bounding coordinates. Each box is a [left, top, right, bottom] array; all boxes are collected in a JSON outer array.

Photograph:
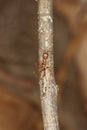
[[38, 0, 59, 130]]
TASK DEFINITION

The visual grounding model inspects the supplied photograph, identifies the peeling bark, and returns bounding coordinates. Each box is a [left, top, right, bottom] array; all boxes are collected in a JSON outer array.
[[38, 0, 60, 130]]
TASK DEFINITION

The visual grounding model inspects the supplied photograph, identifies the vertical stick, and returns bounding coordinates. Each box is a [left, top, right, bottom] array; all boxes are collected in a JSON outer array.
[[38, 0, 60, 130]]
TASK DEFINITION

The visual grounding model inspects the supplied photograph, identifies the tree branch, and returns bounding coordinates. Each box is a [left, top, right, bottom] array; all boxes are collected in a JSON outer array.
[[38, 0, 60, 130]]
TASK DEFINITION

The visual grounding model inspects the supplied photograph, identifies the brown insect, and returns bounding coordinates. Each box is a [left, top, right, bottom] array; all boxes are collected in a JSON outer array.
[[40, 52, 48, 79]]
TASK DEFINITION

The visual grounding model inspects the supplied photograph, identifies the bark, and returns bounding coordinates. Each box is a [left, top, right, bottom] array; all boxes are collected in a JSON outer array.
[[38, 0, 60, 130]]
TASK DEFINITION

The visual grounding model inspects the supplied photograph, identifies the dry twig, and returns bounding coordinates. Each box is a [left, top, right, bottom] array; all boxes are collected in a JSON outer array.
[[38, 0, 59, 130]]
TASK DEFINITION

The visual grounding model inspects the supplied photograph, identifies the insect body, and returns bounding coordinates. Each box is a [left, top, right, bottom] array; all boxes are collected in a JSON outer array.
[[40, 52, 48, 79]]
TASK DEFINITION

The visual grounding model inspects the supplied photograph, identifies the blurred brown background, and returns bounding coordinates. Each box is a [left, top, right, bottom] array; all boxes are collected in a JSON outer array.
[[0, 0, 87, 130]]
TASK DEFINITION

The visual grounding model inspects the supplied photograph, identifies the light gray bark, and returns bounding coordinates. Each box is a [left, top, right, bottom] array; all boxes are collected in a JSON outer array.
[[38, 0, 60, 130]]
